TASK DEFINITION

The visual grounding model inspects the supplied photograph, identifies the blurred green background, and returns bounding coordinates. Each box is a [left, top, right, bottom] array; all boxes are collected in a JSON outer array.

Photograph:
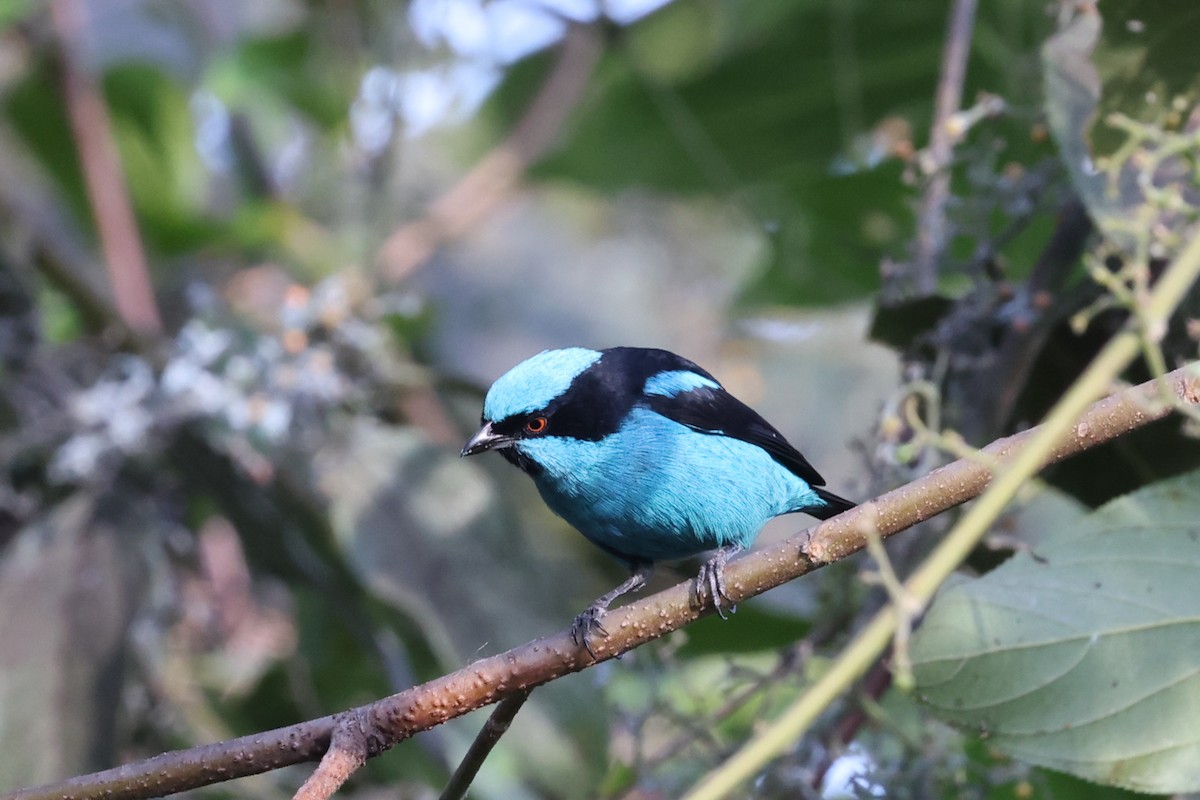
[[1, 0, 1198, 798]]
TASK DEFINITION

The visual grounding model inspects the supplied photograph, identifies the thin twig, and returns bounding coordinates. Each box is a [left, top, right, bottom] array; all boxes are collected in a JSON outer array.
[[912, 0, 979, 296], [3, 361, 1195, 800], [438, 689, 532, 800], [49, 0, 162, 334]]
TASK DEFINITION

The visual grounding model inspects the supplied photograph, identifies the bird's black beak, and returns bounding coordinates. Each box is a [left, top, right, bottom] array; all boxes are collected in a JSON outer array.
[[461, 422, 512, 457]]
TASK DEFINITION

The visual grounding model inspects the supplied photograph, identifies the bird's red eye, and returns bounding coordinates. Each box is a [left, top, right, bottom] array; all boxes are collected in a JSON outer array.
[[525, 416, 548, 434]]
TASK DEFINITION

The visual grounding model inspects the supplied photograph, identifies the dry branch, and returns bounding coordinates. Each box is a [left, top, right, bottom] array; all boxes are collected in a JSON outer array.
[[292, 712, 375, 800]]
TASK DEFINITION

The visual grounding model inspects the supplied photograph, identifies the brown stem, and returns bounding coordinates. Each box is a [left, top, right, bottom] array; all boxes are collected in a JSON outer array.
[[3, 366, 1196, 800], [49, 0, 163, 335], [291, 711, 376, 800], [912, 0, 978, 296], [376, 23, 603, 283]]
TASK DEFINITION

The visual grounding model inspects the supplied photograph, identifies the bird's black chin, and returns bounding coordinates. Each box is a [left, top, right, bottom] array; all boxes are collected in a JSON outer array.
[[500, 447, 543, 476]]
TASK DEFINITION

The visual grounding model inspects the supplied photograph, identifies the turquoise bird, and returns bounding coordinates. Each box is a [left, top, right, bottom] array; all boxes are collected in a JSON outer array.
[[462, 347, 853, 653]]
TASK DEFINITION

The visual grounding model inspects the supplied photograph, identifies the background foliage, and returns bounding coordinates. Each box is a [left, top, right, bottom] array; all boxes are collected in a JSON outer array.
[[0, 0, 1198, 798]]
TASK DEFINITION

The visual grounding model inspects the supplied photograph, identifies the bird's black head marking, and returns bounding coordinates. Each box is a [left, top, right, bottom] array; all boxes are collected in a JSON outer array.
[[476, 347, 721, 473], [503, 347, 716, 443]]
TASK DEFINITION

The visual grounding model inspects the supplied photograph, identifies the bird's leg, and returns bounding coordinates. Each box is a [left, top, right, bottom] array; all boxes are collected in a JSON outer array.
[[572, 562, 654, 658], [694, 544, 743, 619]]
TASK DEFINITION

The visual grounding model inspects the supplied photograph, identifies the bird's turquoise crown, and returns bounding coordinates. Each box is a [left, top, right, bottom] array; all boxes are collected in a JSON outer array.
[[482, 347, 602, 422]]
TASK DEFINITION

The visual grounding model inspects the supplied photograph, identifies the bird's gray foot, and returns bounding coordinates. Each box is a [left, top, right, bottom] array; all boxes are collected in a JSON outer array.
[[694, 545, 743, 619], [571, 605, 610, 658], [572, 562, 653, 659]]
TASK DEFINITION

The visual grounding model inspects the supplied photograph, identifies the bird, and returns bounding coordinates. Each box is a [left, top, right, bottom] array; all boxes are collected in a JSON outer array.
[[461, 346, 854, 655]]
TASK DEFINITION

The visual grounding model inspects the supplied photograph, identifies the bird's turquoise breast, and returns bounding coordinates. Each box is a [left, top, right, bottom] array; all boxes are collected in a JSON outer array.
[[519, 407, 823, 562]]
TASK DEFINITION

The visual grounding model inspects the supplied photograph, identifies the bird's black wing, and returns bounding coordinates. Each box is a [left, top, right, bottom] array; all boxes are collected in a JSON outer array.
[[644, 382, 826, 487], [646, 384, 855, 518]]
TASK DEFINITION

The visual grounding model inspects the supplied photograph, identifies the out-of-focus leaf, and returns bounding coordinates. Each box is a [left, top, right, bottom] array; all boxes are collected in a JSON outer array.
[[5, 60, 226, 259], [209, 30, 348, 131], [488, 0, 1051, 306], [1074, 0, 1200, 155], [4, 66, 90, 226], [678, 604, 810, 657], [37, 284, 86, 344], [1041, 7, 1131, 250], [0, 493, 151, 784], [0, 0, 32, 28], [911, 469, 1200, 794]]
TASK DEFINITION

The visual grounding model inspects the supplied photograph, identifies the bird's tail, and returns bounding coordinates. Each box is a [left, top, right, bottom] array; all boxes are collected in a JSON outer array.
[[808, 488, 856, 520]]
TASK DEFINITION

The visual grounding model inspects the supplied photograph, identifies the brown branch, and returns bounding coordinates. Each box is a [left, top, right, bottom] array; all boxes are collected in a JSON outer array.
[[912, 0, 978, 296], [3, 366, 1196, 800], [438, 689, 532, 800], [50, 0, 163, 334], [292, 711, 376, 800], [376, 23, 604, 283]]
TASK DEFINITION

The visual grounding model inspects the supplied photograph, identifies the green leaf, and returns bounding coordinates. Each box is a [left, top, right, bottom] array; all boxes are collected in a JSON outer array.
[[105, 64, 223, 256], [911, 469, 1200, 794], [209, 29, 349, 130], [1036, 768, 1167, 800], [0, 0, 33, 28]]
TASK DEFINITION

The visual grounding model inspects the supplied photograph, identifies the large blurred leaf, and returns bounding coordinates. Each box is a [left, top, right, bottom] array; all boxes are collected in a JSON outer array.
[[209, 29, 348, 131], [0, 493, 152, 785], [488, 0, 1051, 306], [911, 469, 1200, 794]]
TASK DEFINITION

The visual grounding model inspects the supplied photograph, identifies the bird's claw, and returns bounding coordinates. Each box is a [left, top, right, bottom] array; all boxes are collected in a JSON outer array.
[[571, 605, 609, 658], [693, 550, 738, 619]]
